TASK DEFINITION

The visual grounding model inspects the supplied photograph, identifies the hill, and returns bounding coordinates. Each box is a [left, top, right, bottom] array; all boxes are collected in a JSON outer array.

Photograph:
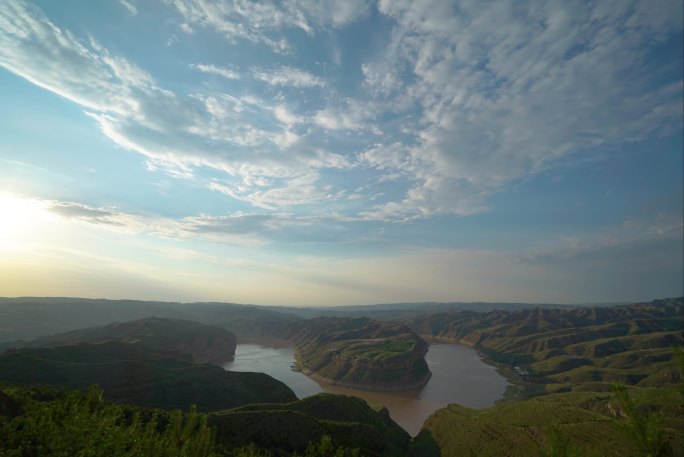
[[22, 317, 237, 365], [402, 297, 683, 395], [406, 298, 684, 456], [0, 341, 296, 411], [272, 301, 576, 321], [0, 297, 300, 343], [210, 393, 411, 456], [0, 384, 405, 456], [415, 386, 683, 457], [273, 317, 431, 391]]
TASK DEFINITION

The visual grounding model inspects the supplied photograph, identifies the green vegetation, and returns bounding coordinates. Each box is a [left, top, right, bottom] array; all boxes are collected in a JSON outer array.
[[0, 385, 400, 457], [612, 383, 672, 457], [404, 298, 683, 396], [276, 317, 431, 391], [231, 436, 360, 457], [1, 296, 682, 455], [0, 384, 219, 457], [0, 341, 296, 411], [417, 386, 683, 457], [407, 299, 684, 456], [210, 394, 410, 456]]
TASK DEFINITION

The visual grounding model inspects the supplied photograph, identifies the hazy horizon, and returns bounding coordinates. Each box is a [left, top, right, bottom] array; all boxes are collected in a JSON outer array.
[[0, 294, 667, 310], [1, 1, 682, 306]]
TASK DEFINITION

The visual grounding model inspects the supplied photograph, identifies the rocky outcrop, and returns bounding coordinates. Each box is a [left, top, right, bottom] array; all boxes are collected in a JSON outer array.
[[276, 317, 431, 391]]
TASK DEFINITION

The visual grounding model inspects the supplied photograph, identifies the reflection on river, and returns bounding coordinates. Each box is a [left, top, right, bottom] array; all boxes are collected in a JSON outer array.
[[223, 343, 508, 436]]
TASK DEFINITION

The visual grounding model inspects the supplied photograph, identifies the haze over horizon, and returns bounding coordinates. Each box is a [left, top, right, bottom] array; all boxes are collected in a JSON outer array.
[[1, 0, 682, 306]]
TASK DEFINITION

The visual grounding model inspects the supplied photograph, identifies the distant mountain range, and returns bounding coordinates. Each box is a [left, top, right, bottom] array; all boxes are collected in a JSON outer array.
[[0, 296, 630, 343], [0, 297, 299, 343]]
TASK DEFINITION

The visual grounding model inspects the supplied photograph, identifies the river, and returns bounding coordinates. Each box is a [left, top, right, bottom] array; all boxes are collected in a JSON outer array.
[[223, 343, 509, 436]]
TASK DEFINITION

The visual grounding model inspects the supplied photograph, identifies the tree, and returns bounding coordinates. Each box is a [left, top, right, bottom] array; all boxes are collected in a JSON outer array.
[[612, 384, 671, 457]]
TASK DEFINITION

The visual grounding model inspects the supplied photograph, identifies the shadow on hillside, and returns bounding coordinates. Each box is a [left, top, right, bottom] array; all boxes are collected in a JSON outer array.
[[0, 387, 23, 419], [409, 429, 440, 457]]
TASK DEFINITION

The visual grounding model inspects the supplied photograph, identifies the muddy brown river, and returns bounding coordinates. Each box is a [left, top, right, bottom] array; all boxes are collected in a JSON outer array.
[[223, 342, 509, 435]]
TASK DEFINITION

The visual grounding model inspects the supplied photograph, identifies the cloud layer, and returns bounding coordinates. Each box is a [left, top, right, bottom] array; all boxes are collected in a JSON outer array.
[[1, 0, 681, 222], [0, 1, 682, 304]]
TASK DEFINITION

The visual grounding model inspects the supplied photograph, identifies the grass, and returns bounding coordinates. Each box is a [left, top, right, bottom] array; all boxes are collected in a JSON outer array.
[[421, 387, 683, 457], [406, 298, 684, 456]]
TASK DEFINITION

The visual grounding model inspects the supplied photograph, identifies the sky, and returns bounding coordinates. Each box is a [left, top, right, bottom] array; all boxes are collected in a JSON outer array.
[[0, 0, 682, 306]]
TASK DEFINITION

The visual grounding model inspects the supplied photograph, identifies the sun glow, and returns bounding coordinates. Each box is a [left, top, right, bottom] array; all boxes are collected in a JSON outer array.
[[0, 193, 50, 245]]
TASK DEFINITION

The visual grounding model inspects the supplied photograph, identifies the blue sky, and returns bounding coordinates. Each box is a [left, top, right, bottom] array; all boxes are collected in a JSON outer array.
[[0, 0, 682, 306]]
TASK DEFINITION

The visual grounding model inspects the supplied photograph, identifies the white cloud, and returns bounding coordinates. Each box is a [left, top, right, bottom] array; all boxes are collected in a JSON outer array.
[[167, 0, 371, 52], [252, 66, 325, 88], [516, 210, 684, 284], [0, 1, 356, 211], [166, 0, 292, 52], [0, 2, 149, 116], [272, 105, 302, 127], [313, 99, 376, 131], [41, 195, 357, 246], [210, 173, 344, 209], [1, 0, 681, 225], [356, 0, 684, 219], [42, 197, 271, 246], [191, 63, 240, 80], [119, 0, 137, 16]]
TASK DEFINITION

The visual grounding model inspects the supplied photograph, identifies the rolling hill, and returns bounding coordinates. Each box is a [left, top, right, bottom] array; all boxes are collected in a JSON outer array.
[[0, 297, 300, 343], [210, 393, 411, 456], [402, 297, 683, 395], [21, 317, 237, 365], [273, 317, 431, 391], [0, 341, 296, 411]]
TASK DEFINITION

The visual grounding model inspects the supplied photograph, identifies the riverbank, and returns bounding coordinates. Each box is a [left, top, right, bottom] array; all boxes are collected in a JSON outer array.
[[225, 342, 509, 436], [298, 361, 433, 392]]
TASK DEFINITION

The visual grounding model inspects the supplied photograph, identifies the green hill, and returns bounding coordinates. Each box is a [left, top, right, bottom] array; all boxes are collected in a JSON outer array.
[[403, 297, 683, 395], [274, 317, 431, 391], [210, 393, 410, 456], [0, 384, 399, 456], [415, 386, 683, 457], [406, 298, 684, 456], [0, 341, 296, 411], [23, 317, 237, 365]]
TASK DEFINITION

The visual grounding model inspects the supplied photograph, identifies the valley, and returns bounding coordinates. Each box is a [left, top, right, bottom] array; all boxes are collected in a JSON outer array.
[[224, 342, 509, 435], [0, 296, 682, 456]]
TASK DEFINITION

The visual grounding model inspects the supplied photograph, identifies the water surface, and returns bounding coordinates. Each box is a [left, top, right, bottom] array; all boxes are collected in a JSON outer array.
[[224, 343, 508, 435]]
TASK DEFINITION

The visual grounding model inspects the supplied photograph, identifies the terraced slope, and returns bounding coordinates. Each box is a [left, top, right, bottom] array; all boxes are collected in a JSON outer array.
[[404, 297, 683, 394], [275, 317, 431, 391], [23, 317, 237, 365], [0, 341, 296, 411], [210, 393, 411, 456]]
